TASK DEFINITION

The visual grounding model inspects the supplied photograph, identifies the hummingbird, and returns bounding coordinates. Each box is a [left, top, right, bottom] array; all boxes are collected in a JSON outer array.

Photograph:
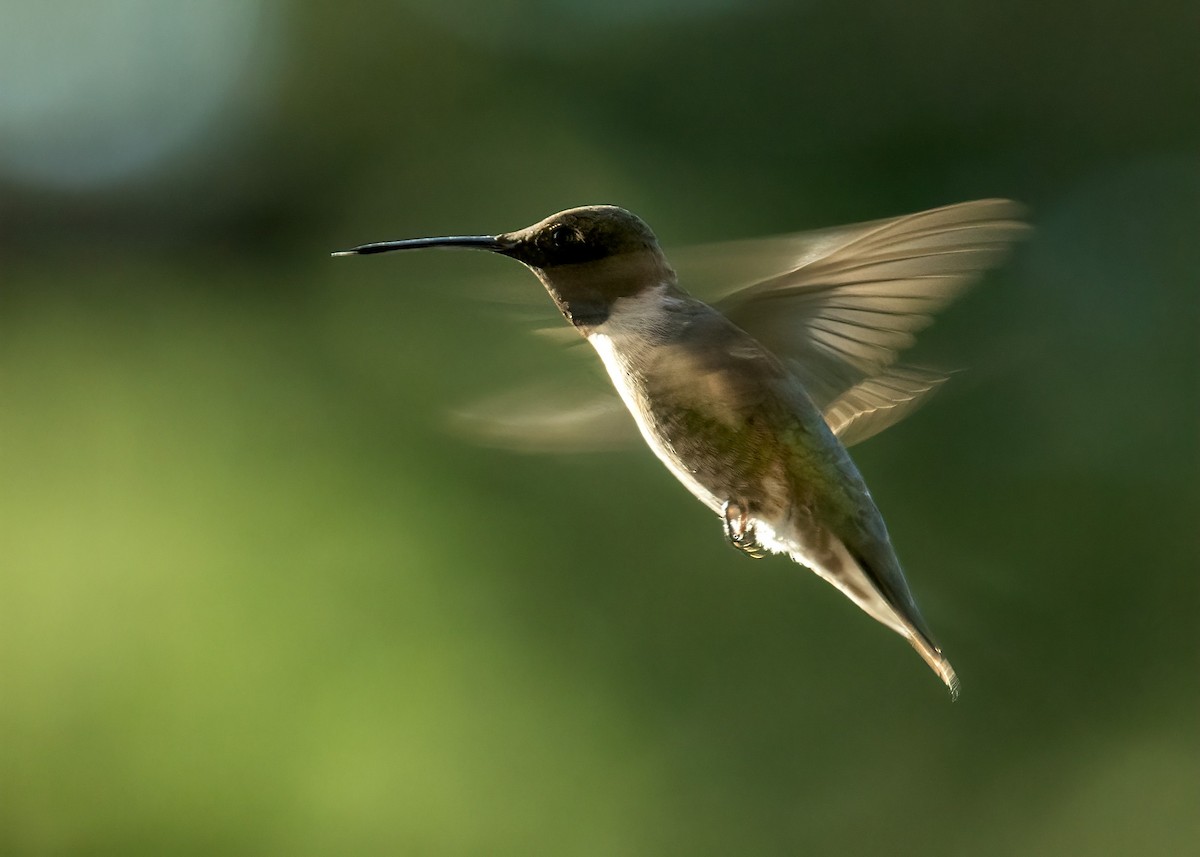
[[333, 200, 1027, 697]]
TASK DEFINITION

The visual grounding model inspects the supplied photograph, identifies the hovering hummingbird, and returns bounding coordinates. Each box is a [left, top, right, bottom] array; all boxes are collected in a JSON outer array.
[[333, 200, 1027, 697]]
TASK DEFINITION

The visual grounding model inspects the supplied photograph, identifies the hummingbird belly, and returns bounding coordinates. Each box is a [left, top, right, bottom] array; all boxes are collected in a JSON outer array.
[[585, 310, 813, 530]]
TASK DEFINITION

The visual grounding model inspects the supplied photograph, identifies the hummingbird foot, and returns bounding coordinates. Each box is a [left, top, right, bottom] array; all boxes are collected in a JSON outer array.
[[722, 501, 767, 559]]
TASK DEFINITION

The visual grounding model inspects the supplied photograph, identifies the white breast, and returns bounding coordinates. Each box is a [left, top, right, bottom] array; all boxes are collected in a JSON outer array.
[[585, 286, 722, 512]]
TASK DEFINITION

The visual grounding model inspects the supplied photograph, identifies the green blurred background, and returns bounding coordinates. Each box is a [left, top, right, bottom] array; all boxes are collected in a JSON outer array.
[[1, 1, 1197, 854]]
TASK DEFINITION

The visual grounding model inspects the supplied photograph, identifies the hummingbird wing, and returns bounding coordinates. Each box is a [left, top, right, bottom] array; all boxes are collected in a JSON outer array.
[[439, 273, 641, 451], [698, 199, 1028, 445], [447, 382, 636, 452], [819, 365, 950, 448]]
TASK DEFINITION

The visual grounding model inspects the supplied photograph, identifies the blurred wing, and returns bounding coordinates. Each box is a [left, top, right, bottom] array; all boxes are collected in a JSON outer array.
[[447, 382, 637, 453], [702, 199, 1028, 443], [447, 274, 640, 453]]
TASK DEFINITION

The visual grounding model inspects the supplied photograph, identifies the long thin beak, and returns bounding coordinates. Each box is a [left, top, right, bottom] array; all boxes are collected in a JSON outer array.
[[331, 235, 512, 257]]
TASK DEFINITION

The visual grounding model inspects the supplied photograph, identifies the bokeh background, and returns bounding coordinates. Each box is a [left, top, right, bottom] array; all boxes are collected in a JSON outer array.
[[2, 1, 1197, 854]]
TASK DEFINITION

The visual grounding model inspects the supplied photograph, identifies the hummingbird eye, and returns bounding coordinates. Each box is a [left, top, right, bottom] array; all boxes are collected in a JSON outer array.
[[548, 225, 582, 249]]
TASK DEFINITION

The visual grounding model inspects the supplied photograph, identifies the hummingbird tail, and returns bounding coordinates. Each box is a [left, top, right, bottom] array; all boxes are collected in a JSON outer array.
[[755, 520, 960, 698], [825, 540, 961, 699], [906, 634, 960, 701]]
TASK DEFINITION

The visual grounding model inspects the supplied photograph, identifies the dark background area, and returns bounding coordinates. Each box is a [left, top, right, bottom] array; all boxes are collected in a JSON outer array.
[[1, 1, 1197, 854]]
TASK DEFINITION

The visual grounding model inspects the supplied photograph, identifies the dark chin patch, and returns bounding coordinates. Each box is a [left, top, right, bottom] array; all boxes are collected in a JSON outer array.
[[562, 300, 610, 327]]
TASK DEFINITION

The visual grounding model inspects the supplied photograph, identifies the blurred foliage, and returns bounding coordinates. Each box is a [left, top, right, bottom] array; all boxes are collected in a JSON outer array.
[[1, 0, 1198, 855]]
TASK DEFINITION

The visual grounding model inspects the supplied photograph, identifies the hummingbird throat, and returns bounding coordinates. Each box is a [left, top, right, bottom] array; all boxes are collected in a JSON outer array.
[[533, 252, 676, 330]]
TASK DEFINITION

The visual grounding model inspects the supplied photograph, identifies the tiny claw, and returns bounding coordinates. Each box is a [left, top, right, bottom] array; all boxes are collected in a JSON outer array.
[[722, 500, 767, 559]]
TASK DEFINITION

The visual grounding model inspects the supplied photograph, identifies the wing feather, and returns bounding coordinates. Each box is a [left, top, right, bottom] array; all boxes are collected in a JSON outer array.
[[706, 199, 1028, 439]]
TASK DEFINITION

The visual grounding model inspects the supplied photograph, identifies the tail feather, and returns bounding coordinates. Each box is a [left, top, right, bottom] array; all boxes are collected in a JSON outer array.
[[905, 633, 960, 701], [756, 520, 959, 698]]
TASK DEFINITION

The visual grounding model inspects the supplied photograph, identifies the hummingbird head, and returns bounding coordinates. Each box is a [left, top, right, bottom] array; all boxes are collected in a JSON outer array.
[[334, 205, 676, 329]]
